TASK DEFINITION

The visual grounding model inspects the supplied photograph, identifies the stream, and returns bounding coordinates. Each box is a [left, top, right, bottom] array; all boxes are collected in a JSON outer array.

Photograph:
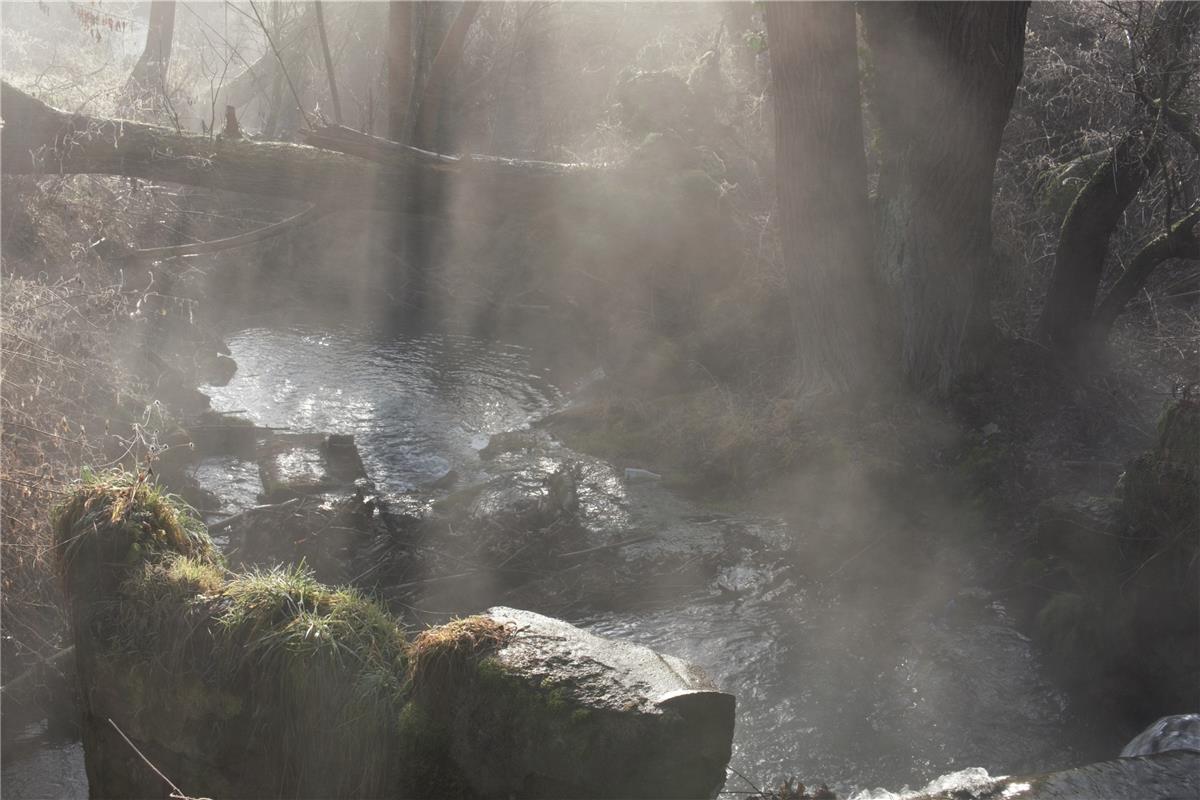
[[2, 324, 1115, 798]]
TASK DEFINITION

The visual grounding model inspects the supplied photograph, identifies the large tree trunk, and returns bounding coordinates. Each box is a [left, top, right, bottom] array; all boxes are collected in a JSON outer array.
[[412, 1, 483, 152], [1036, 0, 1200, 355], [765, 2, 880, 395], [387, 1, 416, 141], [124, 1, 177, 104], [863, 1, 1030, 394], [0, 82, 606, 225]]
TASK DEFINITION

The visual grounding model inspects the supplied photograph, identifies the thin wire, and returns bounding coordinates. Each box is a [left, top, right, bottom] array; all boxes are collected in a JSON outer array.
[[247, 0, 313, 130], [107, 718, 188, 798]]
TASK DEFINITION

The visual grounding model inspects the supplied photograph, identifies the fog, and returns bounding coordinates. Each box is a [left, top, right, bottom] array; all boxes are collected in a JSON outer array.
[[2, 2, 1198, 798]]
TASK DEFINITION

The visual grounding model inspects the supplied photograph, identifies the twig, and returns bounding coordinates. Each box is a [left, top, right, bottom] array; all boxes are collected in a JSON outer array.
[[557, 534, 654, 559], [208, 497, 301, 533], [125, 205, 324, 261], [727, 765, 764, 796], [0, 646, 75, 699]]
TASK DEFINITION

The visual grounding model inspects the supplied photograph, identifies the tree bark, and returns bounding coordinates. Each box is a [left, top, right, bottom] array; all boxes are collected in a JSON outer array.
[[412, 1, 482, 152], [387, 1, 415, 141], [1034, 132, 1157, 351], [863, 1, 1030, 394], [1, 81, 609, 225], [1036, 0, 1200, 354], [313, 1, 343, 124], [1090, 209, 1200, 338], [765, 2, 880, 395], [126, 0, 177, 97], [217, 11, 313, 113]]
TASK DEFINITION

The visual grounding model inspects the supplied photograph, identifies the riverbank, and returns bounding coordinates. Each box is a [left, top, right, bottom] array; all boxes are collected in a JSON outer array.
[[0, 175, 256, 737]]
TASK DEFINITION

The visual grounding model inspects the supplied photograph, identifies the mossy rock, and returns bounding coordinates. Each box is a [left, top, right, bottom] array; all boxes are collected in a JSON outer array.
[[419, 607, 735, 799]]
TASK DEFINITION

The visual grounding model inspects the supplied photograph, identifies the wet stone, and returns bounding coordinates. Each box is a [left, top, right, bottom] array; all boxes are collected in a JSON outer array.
[[903, 752, 1200, 799], [428, 606, 736, 799]]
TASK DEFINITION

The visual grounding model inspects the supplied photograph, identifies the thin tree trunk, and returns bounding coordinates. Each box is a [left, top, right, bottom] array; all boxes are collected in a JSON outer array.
[[1090, 209, 1200, 338], [412, 1, 482, 152], [765, 2, 880, 395], [1034, 133, 1156, 350], [863, 1, 1030, 394], [125, 1, 177, 97], [313, 1, 342, 124]]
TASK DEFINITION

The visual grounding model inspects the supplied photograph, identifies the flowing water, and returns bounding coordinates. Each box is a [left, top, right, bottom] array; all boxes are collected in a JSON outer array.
[[2, 324, 1114, 798]]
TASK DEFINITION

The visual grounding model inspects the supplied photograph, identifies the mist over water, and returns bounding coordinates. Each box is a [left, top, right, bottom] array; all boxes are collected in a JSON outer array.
[[197, 325, 1099, 794], [3, 1, 1193, 796]]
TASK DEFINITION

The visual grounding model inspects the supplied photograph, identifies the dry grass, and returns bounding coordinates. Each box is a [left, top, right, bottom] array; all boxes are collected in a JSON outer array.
[[408, 615, 515, 694], [0, 176, 191, 682]]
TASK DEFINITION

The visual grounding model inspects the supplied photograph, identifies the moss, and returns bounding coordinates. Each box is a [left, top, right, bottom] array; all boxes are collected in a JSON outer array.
[[395, 701, 468, 798], [465, 656, 599, 770]]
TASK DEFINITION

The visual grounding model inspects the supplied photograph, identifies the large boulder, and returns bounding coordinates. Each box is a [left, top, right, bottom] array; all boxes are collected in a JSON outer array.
[[412, 607, 735, 799]]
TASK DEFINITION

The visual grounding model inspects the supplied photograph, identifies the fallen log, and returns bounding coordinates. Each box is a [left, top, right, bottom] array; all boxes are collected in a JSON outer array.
[[1, 81, 617, 225]]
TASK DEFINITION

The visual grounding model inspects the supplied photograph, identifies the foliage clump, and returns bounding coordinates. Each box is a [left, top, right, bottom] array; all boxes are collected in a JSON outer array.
[[52, 470, 217, 607], [53, 470, 214, 560]]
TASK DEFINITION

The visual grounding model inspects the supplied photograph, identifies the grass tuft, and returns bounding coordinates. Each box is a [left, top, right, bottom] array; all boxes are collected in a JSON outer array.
[[408, 615, 515, 695]]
